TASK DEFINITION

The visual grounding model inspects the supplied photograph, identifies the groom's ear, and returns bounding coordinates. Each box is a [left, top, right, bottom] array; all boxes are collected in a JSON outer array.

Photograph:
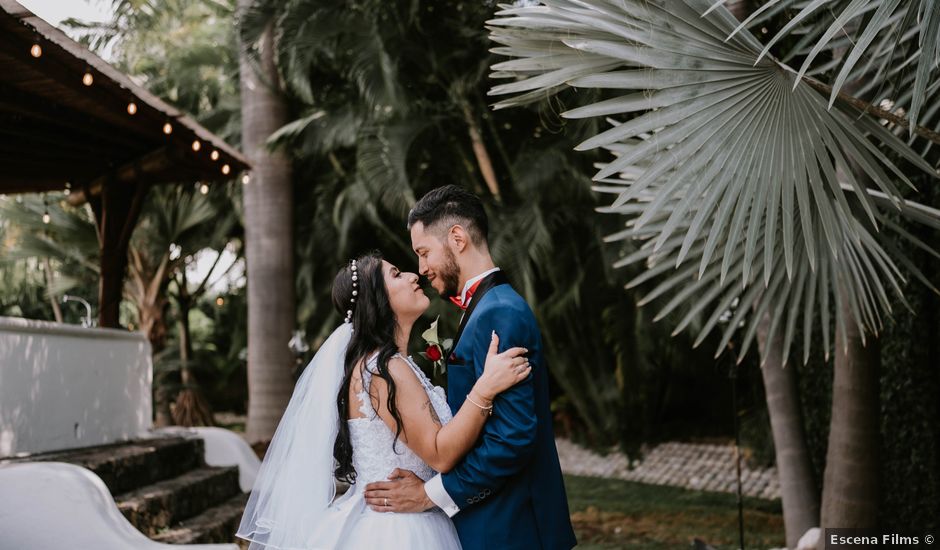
[[449, 224, 470, 253]]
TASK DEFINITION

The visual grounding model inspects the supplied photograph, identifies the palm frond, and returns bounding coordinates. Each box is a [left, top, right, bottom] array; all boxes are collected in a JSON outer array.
[[489, 0, 940, 363], [741, 0, 940, 132]]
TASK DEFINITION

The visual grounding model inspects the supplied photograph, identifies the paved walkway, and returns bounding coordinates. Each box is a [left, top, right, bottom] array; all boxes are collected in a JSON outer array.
[[555, 438, 780, 500], [217, 412, 781, 501]]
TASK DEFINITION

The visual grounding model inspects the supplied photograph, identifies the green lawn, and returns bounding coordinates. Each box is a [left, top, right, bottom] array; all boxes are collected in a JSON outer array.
[[564, 475, 785, 549]]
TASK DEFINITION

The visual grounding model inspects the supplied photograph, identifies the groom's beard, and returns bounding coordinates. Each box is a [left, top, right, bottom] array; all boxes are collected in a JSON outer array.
[[439, 246, 461, 299]]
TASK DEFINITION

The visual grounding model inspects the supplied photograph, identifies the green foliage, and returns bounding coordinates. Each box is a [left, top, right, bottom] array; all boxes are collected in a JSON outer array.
[[64, 0, 242, 142], [0, 195, 100, 320], [237, 0, 740, 449]]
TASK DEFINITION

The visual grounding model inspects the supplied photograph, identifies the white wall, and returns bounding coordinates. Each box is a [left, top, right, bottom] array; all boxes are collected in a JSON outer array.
[[0, 317, 152, 457]]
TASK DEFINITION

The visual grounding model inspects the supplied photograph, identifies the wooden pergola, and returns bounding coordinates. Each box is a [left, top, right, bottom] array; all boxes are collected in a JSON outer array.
[[0, 0, 249, 328]]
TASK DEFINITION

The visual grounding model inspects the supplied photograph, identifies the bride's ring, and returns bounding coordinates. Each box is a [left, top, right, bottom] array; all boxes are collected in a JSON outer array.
[[385, 497, 389, 507]]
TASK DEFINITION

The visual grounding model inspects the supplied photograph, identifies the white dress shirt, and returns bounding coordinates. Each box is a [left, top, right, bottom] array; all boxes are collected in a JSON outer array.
[[424, 267, 501, 516], [458, 267, 500, 308]]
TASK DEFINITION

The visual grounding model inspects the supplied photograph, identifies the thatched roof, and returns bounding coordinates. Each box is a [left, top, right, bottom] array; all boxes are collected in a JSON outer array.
[[0, 0, 249, 196]]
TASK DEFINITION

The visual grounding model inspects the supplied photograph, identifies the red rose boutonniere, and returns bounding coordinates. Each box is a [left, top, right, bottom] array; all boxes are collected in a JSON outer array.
[[419, 317, 452, 377]]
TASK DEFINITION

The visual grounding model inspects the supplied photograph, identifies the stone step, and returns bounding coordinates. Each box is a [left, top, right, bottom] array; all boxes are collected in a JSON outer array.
[[116, 465, 241, 536], [11, 436, 205, 495], [151, 493, 249, 545]]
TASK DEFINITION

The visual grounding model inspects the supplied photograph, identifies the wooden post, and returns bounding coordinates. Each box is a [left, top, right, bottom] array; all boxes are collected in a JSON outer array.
[[88, 178, 147, 328]]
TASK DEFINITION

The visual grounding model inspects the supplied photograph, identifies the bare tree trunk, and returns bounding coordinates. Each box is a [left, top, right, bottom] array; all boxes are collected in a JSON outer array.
[[461, 102, 501, 200], [821, 295, 881, 527], [171, 269, 215, 427], [43, 258, 63, 323], [237, 2, 297, 444], [757, 313, 820, 548]]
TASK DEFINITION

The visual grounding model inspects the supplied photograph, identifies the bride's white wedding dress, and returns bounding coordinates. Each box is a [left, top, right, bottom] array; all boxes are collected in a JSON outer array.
[[309, 353, 461, 550], [238, 323, 461, 550]]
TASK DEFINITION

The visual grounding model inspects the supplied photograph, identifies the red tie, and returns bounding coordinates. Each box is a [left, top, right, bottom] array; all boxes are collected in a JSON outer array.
[[450, 279, 483, 310]]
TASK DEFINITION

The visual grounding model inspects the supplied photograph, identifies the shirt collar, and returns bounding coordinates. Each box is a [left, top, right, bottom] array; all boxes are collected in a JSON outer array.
[[459, 267, 501, 306]]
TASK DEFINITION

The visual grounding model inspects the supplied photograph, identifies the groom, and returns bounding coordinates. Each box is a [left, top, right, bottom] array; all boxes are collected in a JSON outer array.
[[364, 185, 577, 550]]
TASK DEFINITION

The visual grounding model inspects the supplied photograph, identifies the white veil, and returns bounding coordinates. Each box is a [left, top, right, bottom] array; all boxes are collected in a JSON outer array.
[[236, 323, 352, 550]]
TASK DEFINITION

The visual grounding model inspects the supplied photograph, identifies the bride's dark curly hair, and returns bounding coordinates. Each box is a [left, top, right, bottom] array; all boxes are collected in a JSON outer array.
[[331, 252, 406, 484]]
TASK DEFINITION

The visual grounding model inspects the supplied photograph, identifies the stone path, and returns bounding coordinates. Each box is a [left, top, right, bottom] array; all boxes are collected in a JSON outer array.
[[555, 438, 780, 501]]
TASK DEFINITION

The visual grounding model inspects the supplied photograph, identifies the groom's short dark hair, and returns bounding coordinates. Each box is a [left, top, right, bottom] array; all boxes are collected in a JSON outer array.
[[408, 185, 489, 247]]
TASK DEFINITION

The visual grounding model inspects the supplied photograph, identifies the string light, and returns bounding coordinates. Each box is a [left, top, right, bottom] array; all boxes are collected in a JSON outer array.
[[221, 164, 231, 175], [162, 122, 173, 135], [30, 43, 42, 58], [191, 140, 201, 151], [127, 102, 137, 115], [82, 69, 93, 86], [210, 150, 220, 161], [241, 173, 250, 185], [199, 183, 209, 195], [216, 297, 225, 307], [64, 182, 71, 196], [42, 210, 50, 224]]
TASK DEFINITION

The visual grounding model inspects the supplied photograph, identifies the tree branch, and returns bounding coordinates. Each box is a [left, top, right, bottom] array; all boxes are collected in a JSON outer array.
[[802, 76, 940, 146]]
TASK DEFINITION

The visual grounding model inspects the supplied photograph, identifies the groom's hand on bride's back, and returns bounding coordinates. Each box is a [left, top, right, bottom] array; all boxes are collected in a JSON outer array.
[[364, 468, 435, 513]]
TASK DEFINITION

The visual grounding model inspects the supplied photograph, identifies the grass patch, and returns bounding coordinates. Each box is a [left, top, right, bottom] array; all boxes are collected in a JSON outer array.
[[564, 475, 785, 549]]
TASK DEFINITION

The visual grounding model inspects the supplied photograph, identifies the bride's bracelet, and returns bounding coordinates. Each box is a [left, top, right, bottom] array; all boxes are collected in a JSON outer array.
[[466, 393, 494, 416]]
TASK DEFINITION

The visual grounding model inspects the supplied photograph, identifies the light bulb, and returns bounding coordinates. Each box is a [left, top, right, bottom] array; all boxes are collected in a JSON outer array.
[[210, 150, 220, 161], [241, 174, 250, 185], [127, 102, 138, 115], [63, 188, 71, 196], [199, 183, 209, 195], [221, 164, 231, 175], [42, 212, 50, 224], [191, 140, 201, 151], [82, 72, 93, 86], [30, 44, 42, 58], [162, 122, 173, 135], [216, 297, 224, 306]]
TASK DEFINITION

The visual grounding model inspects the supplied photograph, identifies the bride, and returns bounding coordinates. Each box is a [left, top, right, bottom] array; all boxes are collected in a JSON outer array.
[[236, 252, 531, 549]]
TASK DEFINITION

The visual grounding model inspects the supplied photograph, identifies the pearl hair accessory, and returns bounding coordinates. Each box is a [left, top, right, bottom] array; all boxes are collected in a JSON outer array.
[[344, 259, 359, 324]]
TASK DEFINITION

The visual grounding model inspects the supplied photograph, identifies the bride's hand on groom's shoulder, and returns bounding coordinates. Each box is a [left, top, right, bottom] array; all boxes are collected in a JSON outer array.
[[476, 332, 531, 400]]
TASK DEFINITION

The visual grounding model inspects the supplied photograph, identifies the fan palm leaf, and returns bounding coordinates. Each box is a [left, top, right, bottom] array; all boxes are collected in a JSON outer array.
[[738, 0, 940, 132], [488, 0, 940, 364]]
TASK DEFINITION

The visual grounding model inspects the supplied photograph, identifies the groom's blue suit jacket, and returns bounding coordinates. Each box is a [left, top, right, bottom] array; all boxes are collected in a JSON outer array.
[[442, 273, 576, 550]]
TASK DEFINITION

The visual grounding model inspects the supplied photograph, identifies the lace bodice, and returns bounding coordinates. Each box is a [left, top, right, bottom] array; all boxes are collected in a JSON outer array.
[[348, 353, 453, 486]]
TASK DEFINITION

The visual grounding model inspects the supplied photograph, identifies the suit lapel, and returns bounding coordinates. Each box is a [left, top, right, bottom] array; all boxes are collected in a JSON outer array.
[[449, 270, 509, 356]]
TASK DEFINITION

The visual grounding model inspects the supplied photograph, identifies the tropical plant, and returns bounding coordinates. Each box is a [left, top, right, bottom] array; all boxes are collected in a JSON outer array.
[[0, 195, 99, 321], [237, 0, 706, 450], [486, 0, 940, 541]]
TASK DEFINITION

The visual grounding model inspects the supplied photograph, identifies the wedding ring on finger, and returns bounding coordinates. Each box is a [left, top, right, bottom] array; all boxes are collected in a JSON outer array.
[[384, 497, 389, 507]]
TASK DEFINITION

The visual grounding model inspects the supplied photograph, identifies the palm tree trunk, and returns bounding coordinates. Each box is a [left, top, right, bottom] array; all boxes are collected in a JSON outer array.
[[729, 0, 821, 539], [821, 290, 881, 527], [237, 2, 297, 444], [756, 313, 820, 548]]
